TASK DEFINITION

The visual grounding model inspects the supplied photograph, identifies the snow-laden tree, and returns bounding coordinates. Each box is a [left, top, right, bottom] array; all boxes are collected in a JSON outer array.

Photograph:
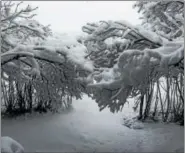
[[82, 18, 184, 117], [29, 34, 93, 112], [80, 1, 184, 123], [133, 1, 184, 122], [1, 1, 53, 82], [1, 1, 93, 77], [133, 1, 184, 40], [1, 1, 93, 115]]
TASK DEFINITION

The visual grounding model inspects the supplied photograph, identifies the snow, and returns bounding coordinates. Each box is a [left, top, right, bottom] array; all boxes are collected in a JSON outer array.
[[1, 51, 34, 66], [66, 45, 94, 72], [164, 12, 179, 27], [2, 95, 184, 152], [1, 136, 24, 153], [143, 2, 158, 10], [43, 33, 94, 72], [136, 26, 163, 44], [44, 33, 80, 47], [2, 32, 94, 76], [115, 20, 135, 30], [17, 20, 47, 36], [92, 38, 184, 92], [148, 40, 184, 67]]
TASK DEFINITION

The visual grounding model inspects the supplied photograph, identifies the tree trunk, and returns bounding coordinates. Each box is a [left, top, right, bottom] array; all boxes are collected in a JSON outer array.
[[138, 93, 144, 120]]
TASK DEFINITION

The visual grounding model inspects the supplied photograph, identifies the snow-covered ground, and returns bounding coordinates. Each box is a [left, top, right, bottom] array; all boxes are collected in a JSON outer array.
[[2, 95, 184, 152]]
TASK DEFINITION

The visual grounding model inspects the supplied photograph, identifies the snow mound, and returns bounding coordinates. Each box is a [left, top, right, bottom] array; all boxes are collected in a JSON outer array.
[[122, 117, 144, 130], [1, 136, 24, 153]]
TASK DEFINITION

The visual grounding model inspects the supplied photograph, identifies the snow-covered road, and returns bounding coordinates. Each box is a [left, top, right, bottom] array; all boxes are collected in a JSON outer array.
[[2, 95, 184, 152]]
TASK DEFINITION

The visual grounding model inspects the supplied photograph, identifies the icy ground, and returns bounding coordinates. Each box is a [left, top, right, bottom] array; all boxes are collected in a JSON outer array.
[[2, 95, 184, 152]]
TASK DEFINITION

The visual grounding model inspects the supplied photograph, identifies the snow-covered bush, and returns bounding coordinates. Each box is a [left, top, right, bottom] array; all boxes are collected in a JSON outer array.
[[82, 19, 183, 114], [1, 2, 93, 115], [79, 1, 184, 124], [80, 1, 184, 125], [30, 34, 92, 112], [133, 1, 184, 123]]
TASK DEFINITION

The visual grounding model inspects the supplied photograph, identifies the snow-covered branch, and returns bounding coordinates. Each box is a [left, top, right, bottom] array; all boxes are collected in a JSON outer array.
[[1, 2, 93, 82], [82, 19, 184, 112], [134, 1, 184, 39]]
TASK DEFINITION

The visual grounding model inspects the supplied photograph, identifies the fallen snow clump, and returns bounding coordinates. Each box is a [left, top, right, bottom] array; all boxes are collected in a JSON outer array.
[[1, 136, 24, 153]]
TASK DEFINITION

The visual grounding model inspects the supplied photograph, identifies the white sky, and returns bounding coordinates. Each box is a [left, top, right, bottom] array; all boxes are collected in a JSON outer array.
[[23, 1, 141, 33]]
